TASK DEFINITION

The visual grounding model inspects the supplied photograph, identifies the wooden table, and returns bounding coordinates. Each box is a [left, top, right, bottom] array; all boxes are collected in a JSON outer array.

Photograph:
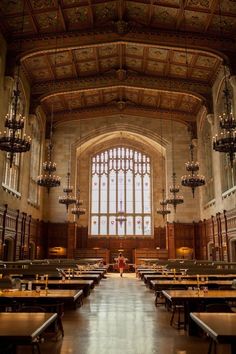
[[22, 279, 94, 296], [0, 289, 83, 309], [151, 279, 233, 291], [68, 274, 101, 284], [190, 312, 236, 354], [162, 289, 236, 335], [0, 312, 57, 353]]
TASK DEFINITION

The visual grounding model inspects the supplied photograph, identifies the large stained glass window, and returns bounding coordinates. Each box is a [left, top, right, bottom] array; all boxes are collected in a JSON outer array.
[[90, 147, 152, 236]]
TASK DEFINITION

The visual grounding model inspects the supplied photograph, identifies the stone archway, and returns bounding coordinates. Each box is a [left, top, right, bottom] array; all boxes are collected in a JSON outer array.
[[207, 241, 214, 261], [229, 237, 236, 262], [29, 241, 36, 260], [3, 238, 14, 261]]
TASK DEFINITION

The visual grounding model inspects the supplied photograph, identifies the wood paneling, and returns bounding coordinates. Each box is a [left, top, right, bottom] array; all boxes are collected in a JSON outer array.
[[1, 204, 236, 262]]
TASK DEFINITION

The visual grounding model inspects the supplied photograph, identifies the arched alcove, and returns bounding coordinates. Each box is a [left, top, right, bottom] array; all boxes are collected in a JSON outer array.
[[29, 241, 36, 260], [3, 238, 14, 261], [74, 130, 168, 230], [229, 237, 236, 262], [207, 241, 214, 261]]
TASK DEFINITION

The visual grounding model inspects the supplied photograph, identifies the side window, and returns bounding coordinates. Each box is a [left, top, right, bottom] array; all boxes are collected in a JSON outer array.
[[28, 115, 41, 206], [201, 120, 214, 203]]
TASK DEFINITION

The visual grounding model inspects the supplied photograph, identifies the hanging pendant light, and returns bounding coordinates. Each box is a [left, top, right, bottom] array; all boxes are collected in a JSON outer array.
[[212, 2, 236, 168], [37, 5, 60, 193], [0, 2, 31, 167], [59, 171, 77, 212], [115, 132, 127, 226], [181, 142, 205, 197], [59, 141, 76, 211], [213, 66, 236, 168], [167, 172, 184, 212], [179, 13, 205, 197], [71, 190, 86, 218], [37, 140, 60, 193], [157, 188, 171, 218], [115, 200, 127, 225], [156, 116, 171, 218], [165, 52, 183, 212]]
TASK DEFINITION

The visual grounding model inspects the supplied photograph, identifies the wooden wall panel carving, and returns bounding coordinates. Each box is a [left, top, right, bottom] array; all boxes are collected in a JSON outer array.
[[1, 204, 236, 262], [0, 204, 43, 261], [167, 222, 196, 259]]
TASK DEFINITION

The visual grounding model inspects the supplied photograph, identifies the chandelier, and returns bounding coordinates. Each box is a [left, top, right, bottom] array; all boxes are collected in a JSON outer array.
[[213, 70, 236, 168], [36, 100, 60, 193], [156, 117, 171, 219], [167, 172, 184, 212], [157, 189, 171, 218], [115, 201, 127, 224], [181, 142, 205, 197], [37, 142, 60, 192], [0, 2, 31, 168], [37, 7, 61, 192], [71, 190, 86, 218], [59, 171, 76, 211]]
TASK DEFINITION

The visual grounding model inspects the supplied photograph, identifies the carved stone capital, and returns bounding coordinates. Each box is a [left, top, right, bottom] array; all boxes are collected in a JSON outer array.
[[4, 76, 14, 91], [207, 113, 215, 126], [229, 75, 236, 90]]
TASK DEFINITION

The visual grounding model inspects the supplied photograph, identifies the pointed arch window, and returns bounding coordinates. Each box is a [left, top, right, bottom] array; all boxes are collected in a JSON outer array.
[[90, 147, 152, 236], [28, 115, 42, 206], [201, 120, 214, 204]]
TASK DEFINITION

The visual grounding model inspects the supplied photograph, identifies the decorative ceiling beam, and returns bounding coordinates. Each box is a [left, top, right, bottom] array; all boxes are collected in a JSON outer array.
[[51, 104, 194, 127], [7, 27, 234, 61], [31, 71, 211, 102]]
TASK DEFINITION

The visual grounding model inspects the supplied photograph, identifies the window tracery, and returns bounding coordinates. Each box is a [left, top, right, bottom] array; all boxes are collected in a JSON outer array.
[[90, 146, 152, 236]]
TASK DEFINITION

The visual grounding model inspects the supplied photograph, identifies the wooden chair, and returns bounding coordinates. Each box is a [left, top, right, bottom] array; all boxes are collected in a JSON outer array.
[[169, 302, 185, 330]]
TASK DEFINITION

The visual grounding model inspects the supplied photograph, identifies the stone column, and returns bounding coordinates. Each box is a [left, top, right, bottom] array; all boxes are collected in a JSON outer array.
[[67, 222, 77, 259], [229, 75, 236, 110], [208, 111, 223, 213]]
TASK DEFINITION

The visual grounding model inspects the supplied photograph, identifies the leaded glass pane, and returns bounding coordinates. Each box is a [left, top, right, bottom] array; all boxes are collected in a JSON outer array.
[[126, 216, 133, 235], [91, 216, 98, 234], [143, 175, 151, 213], [144, 216, 151, 235], [100, 216, 107, 235], [135, 216, 142, 235], [126, 171, 133, 213], [109, 216, 116, 235], [135, 175, 142, 213], [92, 174, 99, 213], [90, 146, 152, 236], [100, 174, 107, 213], [117, 218, 125, 236], [109, 171, 116, 213]]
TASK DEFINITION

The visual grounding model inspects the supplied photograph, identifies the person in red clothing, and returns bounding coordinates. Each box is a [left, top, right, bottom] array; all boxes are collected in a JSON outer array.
[[116, 253, 126, 277]]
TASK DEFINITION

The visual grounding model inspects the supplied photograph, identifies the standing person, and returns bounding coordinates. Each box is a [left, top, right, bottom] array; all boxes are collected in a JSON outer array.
[[116, 253, 126, 277]]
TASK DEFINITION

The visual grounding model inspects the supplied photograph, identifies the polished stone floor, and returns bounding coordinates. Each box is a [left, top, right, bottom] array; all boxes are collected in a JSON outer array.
[[18, 272, 226, 354]]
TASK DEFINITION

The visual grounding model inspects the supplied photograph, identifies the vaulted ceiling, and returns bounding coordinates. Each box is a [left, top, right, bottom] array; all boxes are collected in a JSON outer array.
[[1, 0, 236, 127]]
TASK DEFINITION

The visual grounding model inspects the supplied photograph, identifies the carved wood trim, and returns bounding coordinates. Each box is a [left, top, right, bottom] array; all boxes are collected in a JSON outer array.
[[1, 204, 8, 260], [13, 210, 19, 262], [211, 215, 216, 261], [223, 210, 230, 262]]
